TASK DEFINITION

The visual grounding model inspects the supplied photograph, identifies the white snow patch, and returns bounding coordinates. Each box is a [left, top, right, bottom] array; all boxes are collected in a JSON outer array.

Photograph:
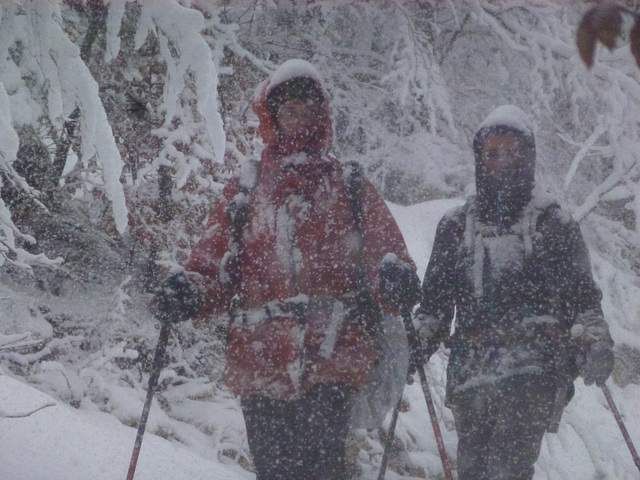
[[477, 104, 535, 138], [0, 375, 249, 480]]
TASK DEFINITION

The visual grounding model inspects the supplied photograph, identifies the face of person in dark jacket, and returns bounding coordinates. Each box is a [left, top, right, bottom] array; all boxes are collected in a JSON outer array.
[[472, 105, 536, 228]]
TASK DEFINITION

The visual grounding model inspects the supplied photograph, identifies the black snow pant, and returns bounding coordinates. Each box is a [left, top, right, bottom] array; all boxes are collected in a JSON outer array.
[[450, 373, 556, 480], [240, 383, 354, 480]]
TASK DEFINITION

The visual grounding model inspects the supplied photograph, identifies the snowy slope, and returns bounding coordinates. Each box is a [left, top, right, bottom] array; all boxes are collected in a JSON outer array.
[[0, 375, 250, 480], [0, 199, 638, 480]]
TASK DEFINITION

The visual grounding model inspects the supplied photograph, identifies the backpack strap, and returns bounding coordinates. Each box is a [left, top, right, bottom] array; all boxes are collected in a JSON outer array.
[[343, 161, 367, 291], [223, 161, 259, 297], [343, 161, 385, 334]]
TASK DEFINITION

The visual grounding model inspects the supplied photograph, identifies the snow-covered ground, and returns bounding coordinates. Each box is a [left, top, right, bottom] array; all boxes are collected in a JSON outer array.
[[0, 375, 249, 480], [0, 199, 639, 480]]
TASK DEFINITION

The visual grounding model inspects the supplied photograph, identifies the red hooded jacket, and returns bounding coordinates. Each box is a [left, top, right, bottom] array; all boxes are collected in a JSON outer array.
[[185, 60, 415, 400]]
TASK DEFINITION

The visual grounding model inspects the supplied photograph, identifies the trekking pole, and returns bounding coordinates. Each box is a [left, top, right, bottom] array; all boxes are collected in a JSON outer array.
[[377, 394, 402, 480], [126, 321, 171, 480], [402, 313, 454, 480], [600, 383, 640, 474]]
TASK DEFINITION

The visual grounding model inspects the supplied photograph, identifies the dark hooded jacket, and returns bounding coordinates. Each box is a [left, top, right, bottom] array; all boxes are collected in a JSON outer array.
[[417, 105, 613, 405], [185, 60, 417, 400]]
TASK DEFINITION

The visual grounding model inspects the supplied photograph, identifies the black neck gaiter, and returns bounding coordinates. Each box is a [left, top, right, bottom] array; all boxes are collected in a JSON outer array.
[[473, 126, 536, 229]]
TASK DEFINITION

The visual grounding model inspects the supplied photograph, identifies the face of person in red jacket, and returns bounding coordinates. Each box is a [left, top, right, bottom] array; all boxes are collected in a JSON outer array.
[[275, 98, 324, 153]]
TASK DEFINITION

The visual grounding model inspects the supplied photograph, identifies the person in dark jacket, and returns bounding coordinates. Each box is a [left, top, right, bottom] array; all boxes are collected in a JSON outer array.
[[414, 105, 615, 480], [154, 59, 420, 480]]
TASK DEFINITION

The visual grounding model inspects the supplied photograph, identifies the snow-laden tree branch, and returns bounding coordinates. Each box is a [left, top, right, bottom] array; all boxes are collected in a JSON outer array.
[[0, 402, 56, 418], [563, 123, 607, 190], [383, 1, 455, 135], [23, 2, 128, 233], [573, 161, 639, 223], [0, 81, 61, 270], [133, 0, 225, 189]]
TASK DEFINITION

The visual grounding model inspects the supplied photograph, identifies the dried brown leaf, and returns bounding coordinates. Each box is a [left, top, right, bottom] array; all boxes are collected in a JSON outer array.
[[577, 5, 624, 67], [631, 18, 640, 69], [593, 5, 623, 50], [577, 9, 598, 67]]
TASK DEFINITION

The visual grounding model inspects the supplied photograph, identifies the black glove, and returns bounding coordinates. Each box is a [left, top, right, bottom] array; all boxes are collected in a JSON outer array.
[[414, 313, 441, 359], [571, 312, 615, 387], [405, 313, 441, 379], [152, 272, 204, 324], [579, 341, 614, 386], [379, 258, 421, 311]]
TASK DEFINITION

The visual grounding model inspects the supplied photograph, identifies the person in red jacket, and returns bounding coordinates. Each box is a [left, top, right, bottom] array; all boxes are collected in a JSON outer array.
[[154, 59, 419, 480]]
